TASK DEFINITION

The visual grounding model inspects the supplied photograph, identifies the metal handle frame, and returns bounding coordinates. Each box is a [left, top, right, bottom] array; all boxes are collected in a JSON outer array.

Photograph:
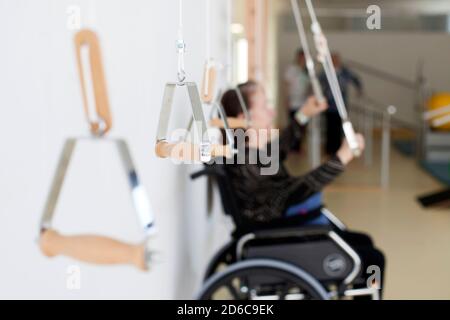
[[156, 82, 212, 162], [39, 137, 156, 268]]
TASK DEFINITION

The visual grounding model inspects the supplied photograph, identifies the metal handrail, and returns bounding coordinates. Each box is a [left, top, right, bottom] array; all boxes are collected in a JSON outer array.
[[356, 96, 420, 129], [345, 59, 419, 90], [347, 98, 397, 188]]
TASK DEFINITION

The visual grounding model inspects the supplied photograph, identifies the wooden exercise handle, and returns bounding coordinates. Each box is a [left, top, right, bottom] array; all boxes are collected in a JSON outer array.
[[155, 141, 231, 161], [74, 29, 112, 136], [39, 229, 147, 271], [200, 62, 217, 104], [209, 117, 247, 129]]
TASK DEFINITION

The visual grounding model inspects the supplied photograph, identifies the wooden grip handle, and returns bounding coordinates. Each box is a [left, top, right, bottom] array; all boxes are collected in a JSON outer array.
[[155, 141, 231, 161], [40, 229, 147, 271], [209, 117, 247, 129], [74, 29, 112, 136], [200, 63, 217, 104]]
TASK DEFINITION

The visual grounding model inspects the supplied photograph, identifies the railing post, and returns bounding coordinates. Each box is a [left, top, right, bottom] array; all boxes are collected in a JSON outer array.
[[381, 106, 397, 188], [364, 108, 374, 167], [309, 116, 321, 168], [415, 59, 427, 162]]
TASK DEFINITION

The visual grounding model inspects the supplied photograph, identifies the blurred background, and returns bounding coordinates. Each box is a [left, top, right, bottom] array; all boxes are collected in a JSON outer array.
[[0, 0, 449, 299]]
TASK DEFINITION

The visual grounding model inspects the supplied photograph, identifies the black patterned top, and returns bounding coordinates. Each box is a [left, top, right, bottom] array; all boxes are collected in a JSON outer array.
[[225, 121, 345, 223]]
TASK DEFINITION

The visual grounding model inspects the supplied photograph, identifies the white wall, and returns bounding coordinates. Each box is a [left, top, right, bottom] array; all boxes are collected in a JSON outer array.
[[277, 30, 450, 125], [0, 0, 230, 299]]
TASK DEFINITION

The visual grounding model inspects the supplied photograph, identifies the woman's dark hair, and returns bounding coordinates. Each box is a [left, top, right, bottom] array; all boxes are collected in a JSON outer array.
[[221, 80, 259, 117]]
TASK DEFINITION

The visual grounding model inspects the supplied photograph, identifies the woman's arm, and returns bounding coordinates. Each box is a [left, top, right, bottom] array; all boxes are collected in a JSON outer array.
[[285, 156, 345, 206], [302, 156, 345, 193], [278, 96, 328, 160], [287, 134, 365, 202]]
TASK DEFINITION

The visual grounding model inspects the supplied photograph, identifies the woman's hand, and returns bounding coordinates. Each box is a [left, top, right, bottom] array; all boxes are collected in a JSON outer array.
[[301, 96, 328, 118], [337, 133, 365, 165]]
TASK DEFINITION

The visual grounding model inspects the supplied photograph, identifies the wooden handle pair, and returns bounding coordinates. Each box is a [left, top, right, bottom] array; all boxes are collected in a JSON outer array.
[[74, 29, 112, 136], [39, 229, 147, 271], [155, 141, 231, 161], [209, 117, 247, 129], [200, 63, 217, 104]]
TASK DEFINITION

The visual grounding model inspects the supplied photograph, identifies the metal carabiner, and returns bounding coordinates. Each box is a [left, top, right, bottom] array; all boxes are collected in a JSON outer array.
[[177, 38, 186, 83]]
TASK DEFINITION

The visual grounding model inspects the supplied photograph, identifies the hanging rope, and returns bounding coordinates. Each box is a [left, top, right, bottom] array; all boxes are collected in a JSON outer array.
[[290, 0, 324, 103], [226, 0, 233, 84], [202, 0, 213, 98], [177, 0, 186, 82], [205, 0, 211, 60], [254, 0, 263, 82], [86, 0, 96, 28]]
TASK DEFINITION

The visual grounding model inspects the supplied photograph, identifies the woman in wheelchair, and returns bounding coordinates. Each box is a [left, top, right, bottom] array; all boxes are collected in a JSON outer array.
[[201, 80, 385, 299]]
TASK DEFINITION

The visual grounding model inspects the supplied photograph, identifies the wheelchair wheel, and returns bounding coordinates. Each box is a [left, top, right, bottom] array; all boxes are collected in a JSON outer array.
[[198, 259, 329, 300], [203, 241, 236, 281]]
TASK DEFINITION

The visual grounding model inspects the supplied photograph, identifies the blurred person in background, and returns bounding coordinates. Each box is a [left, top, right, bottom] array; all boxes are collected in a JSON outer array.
[[284, 49, 311, 152]]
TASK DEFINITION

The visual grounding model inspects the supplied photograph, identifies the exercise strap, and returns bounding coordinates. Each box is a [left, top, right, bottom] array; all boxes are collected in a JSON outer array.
[[290, 0, 323, 168], [305, 0, 361, 156], [290, 0, 324, 103]]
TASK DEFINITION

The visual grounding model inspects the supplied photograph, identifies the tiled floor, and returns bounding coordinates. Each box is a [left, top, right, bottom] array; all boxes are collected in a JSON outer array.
[[285, 144, 450, 299]]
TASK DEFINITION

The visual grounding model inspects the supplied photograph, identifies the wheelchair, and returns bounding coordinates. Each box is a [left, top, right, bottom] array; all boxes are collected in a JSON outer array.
[[191, 164, 381, 300]]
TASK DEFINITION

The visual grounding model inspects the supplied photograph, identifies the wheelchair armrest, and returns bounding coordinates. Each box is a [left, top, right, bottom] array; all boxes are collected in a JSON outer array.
[[190, 169, 210, 180], [251, 225, 333, 240], [190, 165, 226, 180], [236, 225, 335, 262], [321, 207, 347, 231]]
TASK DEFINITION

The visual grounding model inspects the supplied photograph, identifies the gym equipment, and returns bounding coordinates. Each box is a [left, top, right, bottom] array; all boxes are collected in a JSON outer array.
[[417, 159, 450, 208], [155, 0, 230, 163], [38, 29, 156, 271], [156, 83, 231, 162], [417, 188, 450, 209], [424, 93, 450, 130], [421, 94, 450, 162], [290, 0, 324, 167], [191, 164, 380, 300], [305, 0, 361, 157]]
